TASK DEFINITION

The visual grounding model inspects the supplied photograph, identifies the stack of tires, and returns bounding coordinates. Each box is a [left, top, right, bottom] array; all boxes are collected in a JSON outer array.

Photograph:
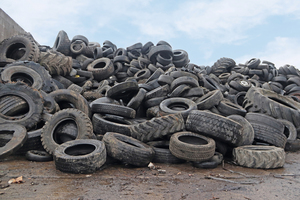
[[0, 31, 299, 174]]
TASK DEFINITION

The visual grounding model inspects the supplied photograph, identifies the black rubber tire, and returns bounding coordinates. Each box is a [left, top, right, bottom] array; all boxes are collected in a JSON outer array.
[[245, 58, 260, 69], [216, 100, 247, 116], [87, 58, 114, 81], [182, 87, 205, 98], [243, 87, 300, 130], [147, 141, 185, 164], [233, 145, 285, 169], [54, 139, 106, 174], [49, 89, 91, 117], [38, 50, 73, 76], [52, 75, 73, 88], [106, 81, 139, 100], [170, 76, 199, 91], [192, 152, 223, 169], [211, 57, 235, 76], [227, 115, 254, 145], [0, 34, 40, 63], [148, 45, 173, 63], [159, 97, 197, 119], [186, 110, 244, 146], [1, 65, 43, 89], [92, 113, 133, 136], [3, 61, 57, 93], [103, 132, 155, 167], [134, 69, 151, 81], [169, 71, 198, 81], [234, 91, 247, 106], [0, 82, 43, 129], [0, 95, 28, 116], [157, 74, 174, 85], [168, 84, 191, 98], [0, 124, 27, 159], [245, 113, 287, 148], [130, 113, 185, 142], [52, 30, 71, 56], [145, 85, 170, 100], [71, 35, 89, 46], [277, 119, 297, 140], [229, 79, 251, 92], [169, 132, 215, 162], [41, 108, 95, 155], [144, 96, 167, 108], [285, 139, 300, 152], [26, 150, 53, 162], [127, 88, 147, 110], [15, 126, 44, 154], [195, 90, 223, 110], [92, 103, 136, 119]]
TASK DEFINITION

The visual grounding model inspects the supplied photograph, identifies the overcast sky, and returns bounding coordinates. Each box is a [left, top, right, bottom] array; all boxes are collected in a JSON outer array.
[[2, 0, 300, 68]]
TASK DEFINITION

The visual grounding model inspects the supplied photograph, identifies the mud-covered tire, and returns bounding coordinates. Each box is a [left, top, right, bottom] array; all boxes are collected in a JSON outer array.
[[0, 34, 40, 63], [41, 109, 95, 155], [103, 132, 155, 167], [243, 87, 300, 130], [169, 132, 215, 162], [130, 113, 185, 142], [0, 124, 27, 159], [26, 150, 53, 162], [0, 95, 28, 116], [54, 139, 106, 174], [186, 110, 244, 146], [0, 82, 43, 129], [2, 61, 57, 93], [147, 141, 185, 164], [49, 89, 90, 117], [38, 50, 72, 76], [233, 145, 285, 169]]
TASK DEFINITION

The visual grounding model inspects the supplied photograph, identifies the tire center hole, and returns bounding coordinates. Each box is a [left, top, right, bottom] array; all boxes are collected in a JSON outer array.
[[179, 135, 208, 145], [168, 103, 189, 111], [64, 144, 95, 156], [11, 73, 34, 86], [0, 130, 14, 147], [53, 120, 78, 145], [6, 43, 26, 60]]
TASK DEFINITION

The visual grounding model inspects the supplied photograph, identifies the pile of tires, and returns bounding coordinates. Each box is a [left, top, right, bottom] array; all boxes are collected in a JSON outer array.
[[0, 31, 299, 174]]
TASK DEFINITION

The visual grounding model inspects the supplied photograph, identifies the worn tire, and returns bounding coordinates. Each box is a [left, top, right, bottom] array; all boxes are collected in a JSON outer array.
[[54, 139, 106, 174], [233, 145, 285, 169], [130, 113, 185, 142], [243, 87, 300, 130], [245, 113, 287, 148], [0, 34, 39, 63], [49, 89, 91, 117], [26, 150, 53, 162], [186, 110, 244, 146], [147, 141, 185, 164], [41, 109, 95, 155], [103, 132, 154, 167], [169, 132, 215, 162], [0, 82, 43, 129], [92, 103, 136, 119], [0, 124, 27, 159]]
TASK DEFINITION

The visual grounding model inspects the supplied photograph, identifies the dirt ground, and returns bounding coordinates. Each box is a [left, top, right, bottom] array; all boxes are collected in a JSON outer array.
[[0, 151, 300, 200]]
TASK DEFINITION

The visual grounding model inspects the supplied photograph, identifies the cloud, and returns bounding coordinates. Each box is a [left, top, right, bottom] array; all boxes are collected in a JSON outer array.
[[235, 37, 300, 68], [172, 0, 300, 43]]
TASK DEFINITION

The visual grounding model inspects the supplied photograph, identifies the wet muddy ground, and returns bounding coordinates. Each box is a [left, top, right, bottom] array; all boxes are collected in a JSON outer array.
[[1, 151, 300, 200]]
